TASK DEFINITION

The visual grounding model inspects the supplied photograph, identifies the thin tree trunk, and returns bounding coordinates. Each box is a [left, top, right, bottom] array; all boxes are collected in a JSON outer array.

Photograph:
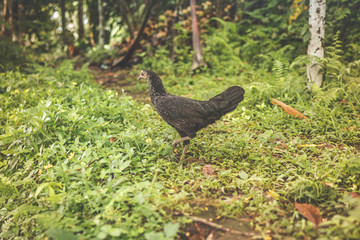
[[60, 0, 66, 44], [119, 0, 134, 36], [2, 0, 7, 35], [8, 0, 13, 40], [78, 0, 84, 40], [190, 0, 206, 71], [307, 0, 326, 89], [112, 0, 155, 68], [98, 0, 105, 48], [17, 0, 24, 44], [3, 0, 14, 40], [215, 0, 224, 20], [127, 2, 137, 32], [170, 0, 181, 60], [86, 0, 97, 47]]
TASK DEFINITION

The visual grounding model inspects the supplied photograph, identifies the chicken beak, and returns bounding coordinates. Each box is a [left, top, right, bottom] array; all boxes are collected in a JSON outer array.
[[138, 70, 144, 80], [138, 70, 147, 80]]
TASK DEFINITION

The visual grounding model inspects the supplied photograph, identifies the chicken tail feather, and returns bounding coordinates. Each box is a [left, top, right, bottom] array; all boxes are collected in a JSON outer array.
[[209, 86, 245, 115]]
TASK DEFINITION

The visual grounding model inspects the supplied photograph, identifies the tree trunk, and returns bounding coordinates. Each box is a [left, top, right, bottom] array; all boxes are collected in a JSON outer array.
[[119, 0, 134, 36], [86, 0, 97, 47], [3, 0, 14, 40], [60, 0, 66, 44], [2, 0, 7, 36], [98, 0, 105, 48], [17, 0, 24, 44], [78, 0, 84, 40], [190, 0, 206, 71], [215, 0, 224, 19], [112, 0, 155, 68], [170, 0, 181, 60], [307, 0, 326, 89]]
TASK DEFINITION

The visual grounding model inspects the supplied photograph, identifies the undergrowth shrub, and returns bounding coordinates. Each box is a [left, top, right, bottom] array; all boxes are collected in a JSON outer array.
[[0, 39, 28, 71], [0, 61, 179, 239]]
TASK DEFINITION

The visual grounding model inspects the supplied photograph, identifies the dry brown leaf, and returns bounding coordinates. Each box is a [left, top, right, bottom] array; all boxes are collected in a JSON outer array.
[[295, 202, 323, 228], [202, 165, 216, 177], [109, 137, 119, 143], [205, 231, 215, 240], [339, 99, 348, 104], [189, 234, 202, 240], [194, 222, 203, 237], [270, 98, 309, 120], [350, 192, 360, 198], [156, 31, 167, 38]]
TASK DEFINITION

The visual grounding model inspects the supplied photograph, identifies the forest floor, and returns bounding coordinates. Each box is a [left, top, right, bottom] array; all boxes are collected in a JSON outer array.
[[90, 66, 150, 103], [2, 60, 359, 239], [90, 66, 262, 239]]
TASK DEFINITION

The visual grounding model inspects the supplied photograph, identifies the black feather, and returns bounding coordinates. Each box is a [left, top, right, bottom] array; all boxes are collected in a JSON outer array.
[[139, 70, 245, 157]]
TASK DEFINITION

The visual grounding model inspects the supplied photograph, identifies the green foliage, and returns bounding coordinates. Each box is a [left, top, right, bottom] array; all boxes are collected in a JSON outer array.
[[308, 31, 360, 111], [287, 179, 338, 204], [87, 47, 116, 65], [0, 61, 179, 239], [2, 49, 360, 239], [2, 0, 360, 238], [326, 0, 360, 61], [139, 45, 191, 77], [0, 39, 28, 71], [132, 9, 360, 236]]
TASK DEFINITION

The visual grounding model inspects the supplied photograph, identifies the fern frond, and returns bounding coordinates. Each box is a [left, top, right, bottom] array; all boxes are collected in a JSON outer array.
[[348, 59, 360, 71], [272, 60, 286, 78], [326, 31, 343, 59], [290, 55, 312, 69], [313, 87, 343, 107]]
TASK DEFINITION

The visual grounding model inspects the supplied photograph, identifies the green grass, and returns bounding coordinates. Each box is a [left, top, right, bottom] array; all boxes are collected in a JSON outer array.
[[1, 58, 360, 239]]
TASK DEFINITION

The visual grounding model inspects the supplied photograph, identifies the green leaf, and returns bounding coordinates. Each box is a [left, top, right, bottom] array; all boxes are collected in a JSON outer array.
[[118, 160, 131, 172], [349, 202, 360, 219], [134, 192, 146, 204], [145, 232, 166, 240], [163, 222, 179, 238], [239, 171, 248, 180], [34, 182, 50, 198], [46, 228, 78, 240], [108, 228, 124, 237]]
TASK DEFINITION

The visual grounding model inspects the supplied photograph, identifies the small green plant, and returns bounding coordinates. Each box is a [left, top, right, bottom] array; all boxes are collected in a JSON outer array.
[[87, 47, 116, 66]]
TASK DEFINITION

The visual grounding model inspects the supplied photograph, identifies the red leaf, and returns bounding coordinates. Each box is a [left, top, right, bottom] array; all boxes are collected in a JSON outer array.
[[295, 202, 323, 228]]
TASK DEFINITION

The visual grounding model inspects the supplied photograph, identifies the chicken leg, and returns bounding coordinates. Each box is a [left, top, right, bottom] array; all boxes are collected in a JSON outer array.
[[172, 136, 191, 161]]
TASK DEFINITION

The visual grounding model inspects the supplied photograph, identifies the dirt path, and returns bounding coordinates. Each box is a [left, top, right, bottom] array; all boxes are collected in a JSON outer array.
[[89, 66, 150, 103]]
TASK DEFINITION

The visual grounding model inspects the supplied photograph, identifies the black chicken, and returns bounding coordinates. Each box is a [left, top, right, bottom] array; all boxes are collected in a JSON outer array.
[[138, 70, 245, 161]]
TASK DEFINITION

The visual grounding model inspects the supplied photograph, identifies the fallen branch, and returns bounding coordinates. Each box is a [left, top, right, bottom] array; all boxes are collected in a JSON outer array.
[[186, 216, 255, 237]]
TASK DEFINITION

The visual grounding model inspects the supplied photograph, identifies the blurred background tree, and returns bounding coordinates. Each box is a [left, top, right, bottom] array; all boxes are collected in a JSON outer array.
[[0, 0, 359, 80]]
